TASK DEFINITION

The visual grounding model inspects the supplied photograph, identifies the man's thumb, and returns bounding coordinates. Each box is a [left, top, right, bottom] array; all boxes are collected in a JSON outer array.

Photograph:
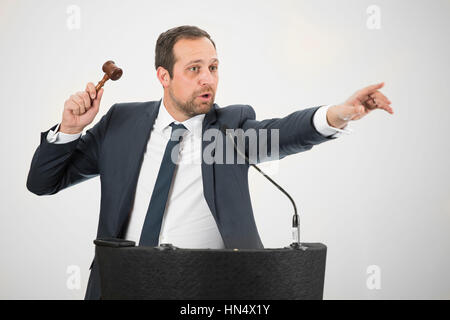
[[92, 88, 104, 109], [356, 104, 365, 114]]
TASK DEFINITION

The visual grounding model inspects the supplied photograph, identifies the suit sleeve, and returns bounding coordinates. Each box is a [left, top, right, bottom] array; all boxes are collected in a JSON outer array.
[[26, 104, 116, 195], [240, 105, 336, 162]]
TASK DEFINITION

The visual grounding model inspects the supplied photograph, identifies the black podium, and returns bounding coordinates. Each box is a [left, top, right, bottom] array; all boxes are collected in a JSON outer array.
[[94, 238, 327, 300]]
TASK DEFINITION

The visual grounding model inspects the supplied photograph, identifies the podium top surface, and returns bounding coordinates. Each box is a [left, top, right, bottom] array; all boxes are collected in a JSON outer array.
[[94, 238, 326, 252]]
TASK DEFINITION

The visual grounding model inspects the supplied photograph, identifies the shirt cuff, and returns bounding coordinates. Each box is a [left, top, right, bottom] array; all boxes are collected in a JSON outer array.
[[46, 123, 82, 144], [313, 105, 353, 138]]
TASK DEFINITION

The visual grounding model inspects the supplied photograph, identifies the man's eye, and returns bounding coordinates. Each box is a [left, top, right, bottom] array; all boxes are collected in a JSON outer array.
[[210, 65, 218, 71], [189, 66, 198, 72]]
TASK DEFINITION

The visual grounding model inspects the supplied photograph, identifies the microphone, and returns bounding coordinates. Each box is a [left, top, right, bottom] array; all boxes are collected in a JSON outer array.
[[219, 124, 307, 250]]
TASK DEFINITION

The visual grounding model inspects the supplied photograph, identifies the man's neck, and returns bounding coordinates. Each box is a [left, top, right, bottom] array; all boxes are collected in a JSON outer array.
[[162, 92, 190, 122]]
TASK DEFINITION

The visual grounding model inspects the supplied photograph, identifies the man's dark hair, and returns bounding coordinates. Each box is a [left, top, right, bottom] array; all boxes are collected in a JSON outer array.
[[155, 25, 216, 79]]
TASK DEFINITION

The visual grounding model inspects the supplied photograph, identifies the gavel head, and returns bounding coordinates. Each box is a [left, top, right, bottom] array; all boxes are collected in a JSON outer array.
[[102, 60, 123, 81]]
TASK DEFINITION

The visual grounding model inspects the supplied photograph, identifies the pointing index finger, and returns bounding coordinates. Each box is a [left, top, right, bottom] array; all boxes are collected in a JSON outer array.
[[360, 82, 384, 97]]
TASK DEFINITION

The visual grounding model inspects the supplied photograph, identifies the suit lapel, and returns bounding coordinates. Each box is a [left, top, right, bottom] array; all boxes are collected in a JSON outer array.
[[201, 104, 220, 225], [115, 100, 161, 237]]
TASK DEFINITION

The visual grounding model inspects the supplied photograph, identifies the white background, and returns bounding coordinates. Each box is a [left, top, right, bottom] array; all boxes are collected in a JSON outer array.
[[0, 0, 449, 299]]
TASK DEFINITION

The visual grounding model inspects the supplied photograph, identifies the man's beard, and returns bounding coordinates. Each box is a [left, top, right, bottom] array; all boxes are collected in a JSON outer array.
[[168, 87, 214, 118]]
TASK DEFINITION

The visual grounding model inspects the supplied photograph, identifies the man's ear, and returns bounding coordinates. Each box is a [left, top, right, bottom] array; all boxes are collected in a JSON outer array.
[[156, 66, 170, 88]]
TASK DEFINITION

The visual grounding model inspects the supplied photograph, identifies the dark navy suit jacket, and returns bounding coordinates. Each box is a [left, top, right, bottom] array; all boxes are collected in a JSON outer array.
[[26, 99, 335, 299]]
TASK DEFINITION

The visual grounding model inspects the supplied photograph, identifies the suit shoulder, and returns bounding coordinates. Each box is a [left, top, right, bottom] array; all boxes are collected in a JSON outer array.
[[113, 101, 157, 112], [216, 103, 255, 119], [107, 100, 159, 119]]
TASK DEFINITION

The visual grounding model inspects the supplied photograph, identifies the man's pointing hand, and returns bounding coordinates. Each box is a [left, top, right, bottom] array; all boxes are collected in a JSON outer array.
[[326, 82, 394, 129]]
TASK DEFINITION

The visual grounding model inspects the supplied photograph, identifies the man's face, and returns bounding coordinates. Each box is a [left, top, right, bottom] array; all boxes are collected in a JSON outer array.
[[166, 37, 219, 117]]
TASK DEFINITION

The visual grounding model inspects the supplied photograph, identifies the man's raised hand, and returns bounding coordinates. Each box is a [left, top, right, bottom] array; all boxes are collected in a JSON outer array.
[[60, 82, 104, 134]]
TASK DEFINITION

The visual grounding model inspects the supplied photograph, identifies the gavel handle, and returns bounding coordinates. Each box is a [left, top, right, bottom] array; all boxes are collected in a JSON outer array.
[[95, 74, 110, 92]]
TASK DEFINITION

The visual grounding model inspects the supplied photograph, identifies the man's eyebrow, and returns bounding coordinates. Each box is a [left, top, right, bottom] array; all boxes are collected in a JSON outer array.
[[185, 58, 219, 66]]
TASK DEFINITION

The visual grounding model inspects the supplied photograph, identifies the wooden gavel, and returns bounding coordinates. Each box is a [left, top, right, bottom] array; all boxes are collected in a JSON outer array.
[[95, 60, 123, 92]]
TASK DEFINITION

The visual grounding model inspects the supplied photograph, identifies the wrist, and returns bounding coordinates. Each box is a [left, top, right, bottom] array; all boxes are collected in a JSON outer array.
[[59, 123, 83, 134], [326, 105, 349, 129]]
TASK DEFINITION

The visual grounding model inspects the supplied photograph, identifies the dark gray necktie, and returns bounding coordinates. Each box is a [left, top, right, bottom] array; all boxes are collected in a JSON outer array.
[[139, 122, 187, 246]]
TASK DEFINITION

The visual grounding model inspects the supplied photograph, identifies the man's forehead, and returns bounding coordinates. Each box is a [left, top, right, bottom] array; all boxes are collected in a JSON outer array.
[[174, 38, 218, 64]]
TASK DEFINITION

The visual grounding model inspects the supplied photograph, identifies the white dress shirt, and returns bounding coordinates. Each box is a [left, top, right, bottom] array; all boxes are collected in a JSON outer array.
[[46, 102, 351, 248]]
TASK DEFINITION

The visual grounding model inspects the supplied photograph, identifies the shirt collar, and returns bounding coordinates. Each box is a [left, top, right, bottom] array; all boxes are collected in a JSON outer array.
[[154, 98, 205, 138]]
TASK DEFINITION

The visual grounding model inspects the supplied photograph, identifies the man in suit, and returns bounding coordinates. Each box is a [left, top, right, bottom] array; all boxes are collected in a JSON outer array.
[[26, 25, 393, 299]]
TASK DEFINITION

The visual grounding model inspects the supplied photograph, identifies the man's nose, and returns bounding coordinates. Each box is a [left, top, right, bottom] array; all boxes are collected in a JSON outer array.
[[198, 68, 215, 86]]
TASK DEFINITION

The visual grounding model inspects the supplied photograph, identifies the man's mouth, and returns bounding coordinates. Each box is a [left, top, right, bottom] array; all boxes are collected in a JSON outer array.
[[198, 93, 212, 101]]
